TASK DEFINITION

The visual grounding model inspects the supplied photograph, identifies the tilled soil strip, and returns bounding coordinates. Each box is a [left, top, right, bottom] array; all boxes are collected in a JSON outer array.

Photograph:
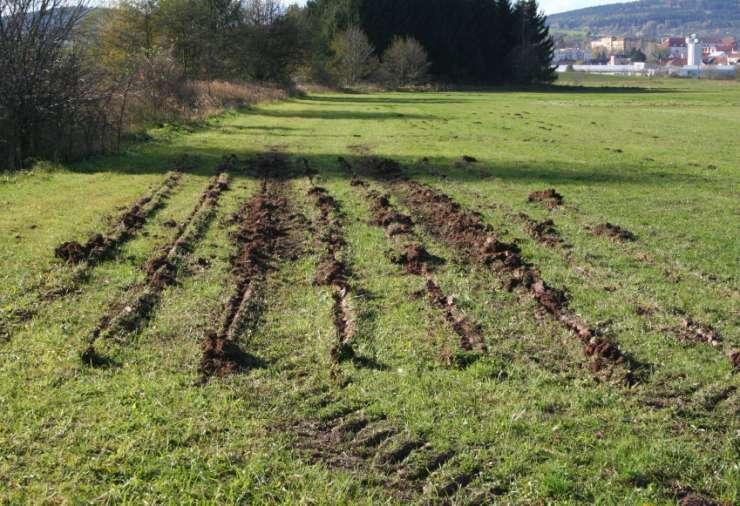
[[4, 171, 184, 337], [306, 178, 357, 363], [82, 171, 229, 365], [200, 156, 304, 380], [341, 158, 487, 358], [526, 188, 737, 370], [55, 170, 183, 267], [360, 158, 631, 378]]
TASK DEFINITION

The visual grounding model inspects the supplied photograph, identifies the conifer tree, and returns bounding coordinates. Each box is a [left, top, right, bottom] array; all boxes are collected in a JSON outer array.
[[510, 0, 555, 83]]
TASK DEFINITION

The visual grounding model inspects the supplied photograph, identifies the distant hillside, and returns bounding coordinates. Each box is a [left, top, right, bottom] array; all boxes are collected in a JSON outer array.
[[548, 0, 740, 38]]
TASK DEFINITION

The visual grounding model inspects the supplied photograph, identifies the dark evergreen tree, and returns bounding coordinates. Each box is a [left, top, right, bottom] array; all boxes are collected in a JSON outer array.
[[509, 0, 555, 83]]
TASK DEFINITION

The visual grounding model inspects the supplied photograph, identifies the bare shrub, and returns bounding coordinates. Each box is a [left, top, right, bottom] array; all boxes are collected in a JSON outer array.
[[330, 26, 376, 87], [378, 36, 431, 89], [0, 0, 114, 169]]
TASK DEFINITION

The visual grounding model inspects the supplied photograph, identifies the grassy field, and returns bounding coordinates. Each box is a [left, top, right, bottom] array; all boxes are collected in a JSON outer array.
[[1, 75, 738, 504]]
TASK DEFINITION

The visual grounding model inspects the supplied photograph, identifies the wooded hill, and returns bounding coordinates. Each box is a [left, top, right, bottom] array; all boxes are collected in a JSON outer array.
[[548, 0, 740, 38]]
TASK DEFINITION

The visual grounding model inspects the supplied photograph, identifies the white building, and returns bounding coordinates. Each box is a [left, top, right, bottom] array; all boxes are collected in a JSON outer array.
[[686, 34, 703, 66], [553, 48, 593, 64]]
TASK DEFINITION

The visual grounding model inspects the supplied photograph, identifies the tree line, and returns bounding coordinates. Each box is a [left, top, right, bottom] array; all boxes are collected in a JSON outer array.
[[0, 0, 554, 170]]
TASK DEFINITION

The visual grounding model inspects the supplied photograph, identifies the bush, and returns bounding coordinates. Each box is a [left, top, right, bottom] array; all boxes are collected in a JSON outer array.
[[330, 26, 377, 87], [378, 36, 430, 88]]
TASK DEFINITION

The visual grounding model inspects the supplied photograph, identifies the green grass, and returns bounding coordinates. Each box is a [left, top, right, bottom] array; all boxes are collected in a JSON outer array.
[[1, 75, 738, 504]]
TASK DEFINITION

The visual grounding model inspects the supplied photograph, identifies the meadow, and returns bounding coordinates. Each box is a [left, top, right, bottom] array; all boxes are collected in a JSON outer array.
[[1, 75, 738, 504]]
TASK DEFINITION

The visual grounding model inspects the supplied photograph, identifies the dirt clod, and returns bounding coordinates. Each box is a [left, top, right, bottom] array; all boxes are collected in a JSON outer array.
[[592, 222, 636, 242], [528, 189, 563, 208], [674, 319, 722, 347]]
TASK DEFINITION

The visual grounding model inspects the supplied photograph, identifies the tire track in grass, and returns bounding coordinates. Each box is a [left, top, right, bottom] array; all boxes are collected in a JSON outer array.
[[340, 157, 487, 365], [54, 170, 183, 268], [304, 164, 357, 363], [443, 177, 738, 373], [291, 406, 505, 503], [199, 154, 305, 381], [82, 168, 230, 366], [2, 170, 185, 342], [358, 157, 636, 383]]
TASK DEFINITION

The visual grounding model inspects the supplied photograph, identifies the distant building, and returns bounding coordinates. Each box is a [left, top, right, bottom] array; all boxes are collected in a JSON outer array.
[[661, 37, 687, 58], [591, 36, 639, 54], [553, 47, 593, 64], [703, 36, 737, 55]]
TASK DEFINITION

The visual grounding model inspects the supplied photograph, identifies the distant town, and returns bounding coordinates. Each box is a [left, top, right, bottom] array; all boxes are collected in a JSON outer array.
[[554, 35, 739, 78]]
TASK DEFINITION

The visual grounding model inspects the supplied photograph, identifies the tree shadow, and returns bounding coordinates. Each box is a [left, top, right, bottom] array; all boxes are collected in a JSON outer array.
[[439, 83, 677, 94], [64, 148, 714, 190], [299, 95, 472, 105], [252, 108, 435, 121]]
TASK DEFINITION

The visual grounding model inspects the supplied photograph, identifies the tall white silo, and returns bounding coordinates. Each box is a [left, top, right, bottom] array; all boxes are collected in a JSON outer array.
[[686, 34, 702, 66]]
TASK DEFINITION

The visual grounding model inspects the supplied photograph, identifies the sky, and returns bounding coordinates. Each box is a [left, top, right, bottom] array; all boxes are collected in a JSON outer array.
[[539, 0, 623, 15], [90, 0, 626, 17], [280, 1, 625, 15]]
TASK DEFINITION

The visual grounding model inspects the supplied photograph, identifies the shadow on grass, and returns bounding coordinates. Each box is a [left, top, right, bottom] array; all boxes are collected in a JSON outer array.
[[67, 147, 714, 190]]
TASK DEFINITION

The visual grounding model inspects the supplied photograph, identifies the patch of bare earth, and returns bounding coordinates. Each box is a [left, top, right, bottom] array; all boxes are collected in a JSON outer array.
[[82, 168, 230, 366], [515, 212, 563, 248], [591, 222, 636, 242], [528, 188, 563, 209], [199, 154, 305, 380]]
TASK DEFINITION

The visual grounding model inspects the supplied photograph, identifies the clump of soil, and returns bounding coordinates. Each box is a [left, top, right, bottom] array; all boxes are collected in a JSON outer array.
[[674, 319, 722, 347], [592, 222, 636, 242], [200, 330, 250, 377], [517, 213, 562, 247], [678, 493, 721, 506], [528, 189, 563, 209], [730, 350, 740, 371], [54, 241, 88, 263], [391, 243, 442, 275]]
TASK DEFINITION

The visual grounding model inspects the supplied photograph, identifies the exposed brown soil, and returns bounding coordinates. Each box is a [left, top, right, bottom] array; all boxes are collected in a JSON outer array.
[[674, 319, 722, 347], [55, 171, 182, 264], [343, 160, 487, 360], [83, 171, 229, 365], [306, 181, 356, 363], [200, 155, 304, 380], [516, 213, 563, 247], [677, 493, 722, 506], [730, 350, 740, 372], [528, 189, 563, 209], [426, 278, 486, 353], [592, 222, 636, 242], [354, 157, 629, 378]]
